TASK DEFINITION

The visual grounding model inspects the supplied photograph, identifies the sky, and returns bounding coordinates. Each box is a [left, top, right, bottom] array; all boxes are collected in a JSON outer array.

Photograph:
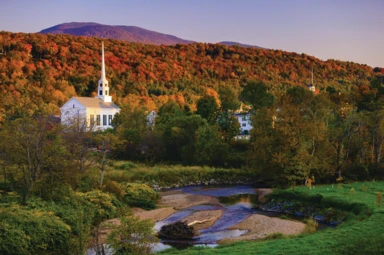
[[1, 0, 383, 67]]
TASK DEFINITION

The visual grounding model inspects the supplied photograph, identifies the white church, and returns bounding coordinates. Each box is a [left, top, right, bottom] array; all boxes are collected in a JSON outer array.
[[60, 42, 120, 130]]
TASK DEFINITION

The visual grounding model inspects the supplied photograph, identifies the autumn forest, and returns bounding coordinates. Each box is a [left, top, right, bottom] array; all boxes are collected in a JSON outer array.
[[0, 31, 382, 119]]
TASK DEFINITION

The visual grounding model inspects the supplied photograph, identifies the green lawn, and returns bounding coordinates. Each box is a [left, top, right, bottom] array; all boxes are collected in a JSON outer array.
[[161, 182, 384, 255]]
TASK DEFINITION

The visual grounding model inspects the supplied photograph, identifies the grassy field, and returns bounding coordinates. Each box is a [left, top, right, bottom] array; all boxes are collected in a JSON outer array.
[[160, 182, 384, 255], [105, 161, 258, 188]]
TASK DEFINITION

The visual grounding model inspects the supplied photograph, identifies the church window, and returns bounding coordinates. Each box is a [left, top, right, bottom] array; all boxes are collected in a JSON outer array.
[[108, 115, 112, 125], [105, 90, 108, 95], [96, 115, 100, 126], [73, 104, 75, 108], [100, 83, 102, 87], [99, 90, 102, 95], [103, 115, 107, 126], [90, 115, 95, 126]]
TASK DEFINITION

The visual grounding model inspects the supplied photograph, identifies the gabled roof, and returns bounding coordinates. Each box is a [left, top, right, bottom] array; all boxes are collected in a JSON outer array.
[[61, 97, 120, 109], [235, 112, 251, 116]]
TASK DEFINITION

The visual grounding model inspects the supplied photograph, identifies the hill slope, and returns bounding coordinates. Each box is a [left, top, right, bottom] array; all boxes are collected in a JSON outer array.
[[40, 22, 194, 45], [0, 31, 380, 119]]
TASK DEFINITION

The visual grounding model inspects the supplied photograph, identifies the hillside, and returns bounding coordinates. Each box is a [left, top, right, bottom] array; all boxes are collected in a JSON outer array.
[[0, 31, 381, 119], [40, 22, 194, 45]]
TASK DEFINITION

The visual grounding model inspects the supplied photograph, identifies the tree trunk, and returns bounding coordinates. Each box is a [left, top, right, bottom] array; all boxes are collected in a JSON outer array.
[[22, 182, 33, 205], [373, 130, 383, 165], [99, 141, 107, 186]]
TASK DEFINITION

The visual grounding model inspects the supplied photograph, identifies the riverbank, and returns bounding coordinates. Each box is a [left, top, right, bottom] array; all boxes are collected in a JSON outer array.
[[222, 214, 305, 242], [161, 182, 384, 255], [95, 186, 308, 249]]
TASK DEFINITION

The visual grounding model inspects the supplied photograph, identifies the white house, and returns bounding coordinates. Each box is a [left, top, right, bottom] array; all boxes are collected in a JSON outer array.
[[146, 110, 157, 129], [60, 42, 120, 130], [234, 112, 252, 140]]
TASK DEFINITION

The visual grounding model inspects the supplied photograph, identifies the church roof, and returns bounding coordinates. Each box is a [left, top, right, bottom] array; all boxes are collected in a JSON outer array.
[[67, 97, 120, 109]]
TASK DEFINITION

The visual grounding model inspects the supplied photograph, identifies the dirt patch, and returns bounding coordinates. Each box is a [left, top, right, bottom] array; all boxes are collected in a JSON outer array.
[[134, 207, 177, 222], [159, 193, 220, 210], [158, 190, 184, 196], [256, 188, 273, 203], [222, 214, 305, 242], [182, 210, 223, 231], [95, 218, 120, 245]]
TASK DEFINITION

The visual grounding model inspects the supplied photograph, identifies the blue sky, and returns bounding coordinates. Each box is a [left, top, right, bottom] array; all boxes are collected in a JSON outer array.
[[1, 0, 383, 67]]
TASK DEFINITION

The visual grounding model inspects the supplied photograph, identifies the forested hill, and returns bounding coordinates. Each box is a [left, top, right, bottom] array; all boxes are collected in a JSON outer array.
[[0, 31, 382, 119]]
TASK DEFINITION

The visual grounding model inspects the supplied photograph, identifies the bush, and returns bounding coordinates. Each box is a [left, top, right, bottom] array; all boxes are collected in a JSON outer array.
[[107, 215, 157, 255], [79, 190, 121, 221], [344, 163, 370, 181], [123, 183, 160, 210], [104, 180, 126, 200], [116, 161, 138, 170], [0, 205, 71, 255], [303, 218, 318, 234]]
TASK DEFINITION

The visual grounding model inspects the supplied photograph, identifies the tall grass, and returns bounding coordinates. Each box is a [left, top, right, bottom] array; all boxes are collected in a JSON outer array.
[[104, 161, 258, 188]]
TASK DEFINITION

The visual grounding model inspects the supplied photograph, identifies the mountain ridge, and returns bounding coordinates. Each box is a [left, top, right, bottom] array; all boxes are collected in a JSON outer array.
[[39, 22, 264, 48]]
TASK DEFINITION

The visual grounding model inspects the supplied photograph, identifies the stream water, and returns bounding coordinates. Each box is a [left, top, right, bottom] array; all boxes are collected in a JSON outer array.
[[87, 185, 329, 254], [154, 185, 261, 251]]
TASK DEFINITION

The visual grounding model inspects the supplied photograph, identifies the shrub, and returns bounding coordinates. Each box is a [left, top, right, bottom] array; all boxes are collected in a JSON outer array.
[[117, 161, 138, 170], [104, 180, 126, 200], [107, 215, 157, 255], [79, 190, 120, 221], [344, 163, 370, 181], [303, 218, 318, 234], [0, 205, 71, 255], [123, 183, 160, 210]]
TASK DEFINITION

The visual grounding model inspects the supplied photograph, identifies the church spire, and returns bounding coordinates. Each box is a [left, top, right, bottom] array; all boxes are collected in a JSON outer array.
[[96, 42, 112, 103], [101, 41, 106, 81]]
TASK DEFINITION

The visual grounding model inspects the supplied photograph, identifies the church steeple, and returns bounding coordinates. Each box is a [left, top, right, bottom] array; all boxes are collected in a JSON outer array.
[[101, 41, 106, 81], [96, 42, 112, 103]]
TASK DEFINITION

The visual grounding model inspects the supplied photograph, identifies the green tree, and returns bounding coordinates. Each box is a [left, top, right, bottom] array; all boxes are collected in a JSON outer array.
[[107, 215, 157, 255], [159, 114, 208, 163], [0, 115, 70, 204], [219, 84, 240, 111], [195, 125, 229, 166], [240, 81, 274, 110], [114, 105, 149, 160], [217, 111, 240, 142], [248, 91, 333, 185], [61, 113, 96, 173], [95, 132, 120, 186], [196, 95, 218, 124]]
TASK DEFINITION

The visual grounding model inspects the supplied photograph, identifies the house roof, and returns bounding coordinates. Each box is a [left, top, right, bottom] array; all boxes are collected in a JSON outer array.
[[235, 112, 251, 117], [61, 97, 120, 109]]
